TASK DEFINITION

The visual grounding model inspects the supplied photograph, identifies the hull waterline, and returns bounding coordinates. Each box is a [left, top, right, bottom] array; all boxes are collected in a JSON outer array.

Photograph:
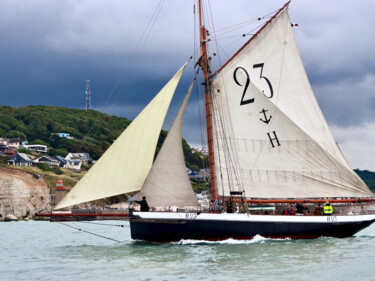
[[129, 212, 375, 242]]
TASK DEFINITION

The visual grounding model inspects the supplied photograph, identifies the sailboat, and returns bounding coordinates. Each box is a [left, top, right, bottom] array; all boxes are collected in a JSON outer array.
[[55, 1, 375, 242]]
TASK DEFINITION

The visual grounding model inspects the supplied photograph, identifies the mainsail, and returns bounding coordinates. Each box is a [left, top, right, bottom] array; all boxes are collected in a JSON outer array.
[[139, 80, 200, 208], [211, 9, 373, 198], [55, 63, 187, 209]]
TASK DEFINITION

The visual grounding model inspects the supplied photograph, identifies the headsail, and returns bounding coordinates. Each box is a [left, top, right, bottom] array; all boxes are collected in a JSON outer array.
[[211, 9, 373, 198], [55, 63, 187, 209], [139, 79, 200, 208]]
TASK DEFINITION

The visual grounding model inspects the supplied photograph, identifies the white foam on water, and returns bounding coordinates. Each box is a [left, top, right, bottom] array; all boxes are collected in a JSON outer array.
[[171, 234, 291, 245]]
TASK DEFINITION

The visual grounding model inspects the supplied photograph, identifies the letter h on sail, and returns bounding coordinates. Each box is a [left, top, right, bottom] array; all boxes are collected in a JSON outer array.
[[267, 131, 280, 148]]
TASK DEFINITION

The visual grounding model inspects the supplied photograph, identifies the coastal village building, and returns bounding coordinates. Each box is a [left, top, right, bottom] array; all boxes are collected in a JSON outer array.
[[22, 144, 48, 154], [4, 138, 22, 149], [189, 168, 210, 181], [0, 146, 16, 156], [64, 159, 82, 171], [33, 155, 59, 166], [8, 152, 32, 166], [65, 152, 90, 164], [54, 156, 67, 168], [52, 133, 74, 139]]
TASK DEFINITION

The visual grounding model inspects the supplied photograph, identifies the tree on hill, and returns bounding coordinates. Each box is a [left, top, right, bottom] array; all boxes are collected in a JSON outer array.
[[5, 130, 26, 140], [30, 139, 49, 146]]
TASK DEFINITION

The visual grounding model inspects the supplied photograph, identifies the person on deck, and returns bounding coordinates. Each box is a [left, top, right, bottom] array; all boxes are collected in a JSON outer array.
[[314, 203, 324, 216], [226, 198, 234, 213], [323, 201, 333, 216], [296, 203, 303, 214], [283, 205, 295, 215], [214, 198, 223, 213], [135, 196, 150, 212], [296, 203, 310, 215]]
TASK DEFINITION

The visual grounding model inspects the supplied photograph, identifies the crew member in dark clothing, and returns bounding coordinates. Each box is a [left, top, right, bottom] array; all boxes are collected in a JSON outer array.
[[136, 196, 150, 212], [296, 203, 304, 214], [226, 198, 234, 213], [296, 203, 310, 215]]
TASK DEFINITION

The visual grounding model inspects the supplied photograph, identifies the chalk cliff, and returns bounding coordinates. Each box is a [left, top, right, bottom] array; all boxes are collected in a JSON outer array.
[[0, 167, 52, 220]]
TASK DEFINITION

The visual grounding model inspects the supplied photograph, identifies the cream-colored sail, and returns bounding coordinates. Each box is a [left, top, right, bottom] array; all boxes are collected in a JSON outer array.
[[139, 80, 200, 208], [55, 63, 187, 209], [211, 9, 373, 198]]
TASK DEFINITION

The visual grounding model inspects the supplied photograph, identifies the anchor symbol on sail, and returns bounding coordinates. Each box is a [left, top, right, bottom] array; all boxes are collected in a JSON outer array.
[[259, 108, 272, 124]]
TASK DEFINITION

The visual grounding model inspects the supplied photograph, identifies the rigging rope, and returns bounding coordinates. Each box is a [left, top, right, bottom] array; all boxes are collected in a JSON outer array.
[[74, 221, 129, 228], [211, 8, 278, 36], [207, 0, 244, 196], [57, 222, 123, 243], [74, 0, 166, 155]]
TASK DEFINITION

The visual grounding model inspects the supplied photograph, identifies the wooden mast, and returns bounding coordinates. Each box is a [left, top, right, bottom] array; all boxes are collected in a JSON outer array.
[[197, 0, 217, 200]]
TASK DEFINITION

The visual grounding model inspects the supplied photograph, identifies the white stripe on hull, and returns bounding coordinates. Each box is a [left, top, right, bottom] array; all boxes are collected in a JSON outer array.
[[133, 211, 375, 223]]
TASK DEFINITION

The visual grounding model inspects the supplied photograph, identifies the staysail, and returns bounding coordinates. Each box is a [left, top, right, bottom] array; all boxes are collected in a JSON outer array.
[[55, 63, 187, 209], [211, 9, 373, 198], [139, 80, 200, 208]]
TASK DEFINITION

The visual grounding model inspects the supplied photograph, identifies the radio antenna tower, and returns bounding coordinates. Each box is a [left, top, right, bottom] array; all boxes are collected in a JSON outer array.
[[85, 80, 91, 110]]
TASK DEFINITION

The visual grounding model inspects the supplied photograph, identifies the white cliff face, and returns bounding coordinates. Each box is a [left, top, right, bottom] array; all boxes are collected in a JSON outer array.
[[0, 167, 52, 220]]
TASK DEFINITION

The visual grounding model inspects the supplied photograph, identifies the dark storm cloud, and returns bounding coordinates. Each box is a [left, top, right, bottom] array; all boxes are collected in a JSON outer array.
[[0, 0, 197, 114]]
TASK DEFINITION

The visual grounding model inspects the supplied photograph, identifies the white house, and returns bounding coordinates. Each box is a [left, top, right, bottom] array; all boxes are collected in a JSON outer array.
[[22, 144, 48, 154], [65, 152, 90, 164], [5, 138, 22, 149], [64, 159, 82, 171]]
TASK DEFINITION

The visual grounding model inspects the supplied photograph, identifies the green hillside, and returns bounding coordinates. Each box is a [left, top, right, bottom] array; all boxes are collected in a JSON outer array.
[[0, 105, 206, 170], [355, 169, 375, 193]]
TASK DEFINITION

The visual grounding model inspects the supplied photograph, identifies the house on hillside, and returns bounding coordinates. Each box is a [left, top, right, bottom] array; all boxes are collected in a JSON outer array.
[[5, 138, 22, 149], [0, 146, 16, 156], [188, 170, 197, 180], [65, 152, 90, 164], [22, 144, 48, 154], [52, 133, 74, 139], [189, 168, 210, 181], [33, 155, 59, 166], [54, 156, 67, 168], [8, 152, 32, 166], [64, 159, 82, 171]]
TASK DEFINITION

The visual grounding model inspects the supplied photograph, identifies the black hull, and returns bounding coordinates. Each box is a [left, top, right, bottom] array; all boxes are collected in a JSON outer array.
[[130, 215, 375, 242]]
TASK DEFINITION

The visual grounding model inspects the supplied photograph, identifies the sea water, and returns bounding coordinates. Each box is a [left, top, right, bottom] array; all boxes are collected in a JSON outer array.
[[1, 220, 375, 281]]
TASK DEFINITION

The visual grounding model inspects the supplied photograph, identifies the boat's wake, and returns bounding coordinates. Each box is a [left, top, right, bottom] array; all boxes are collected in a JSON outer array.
[[171, 234, 291, 245]]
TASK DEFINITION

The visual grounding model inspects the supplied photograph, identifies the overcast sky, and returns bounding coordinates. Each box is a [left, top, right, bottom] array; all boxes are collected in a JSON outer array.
[[1, 0, 375, 170]]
